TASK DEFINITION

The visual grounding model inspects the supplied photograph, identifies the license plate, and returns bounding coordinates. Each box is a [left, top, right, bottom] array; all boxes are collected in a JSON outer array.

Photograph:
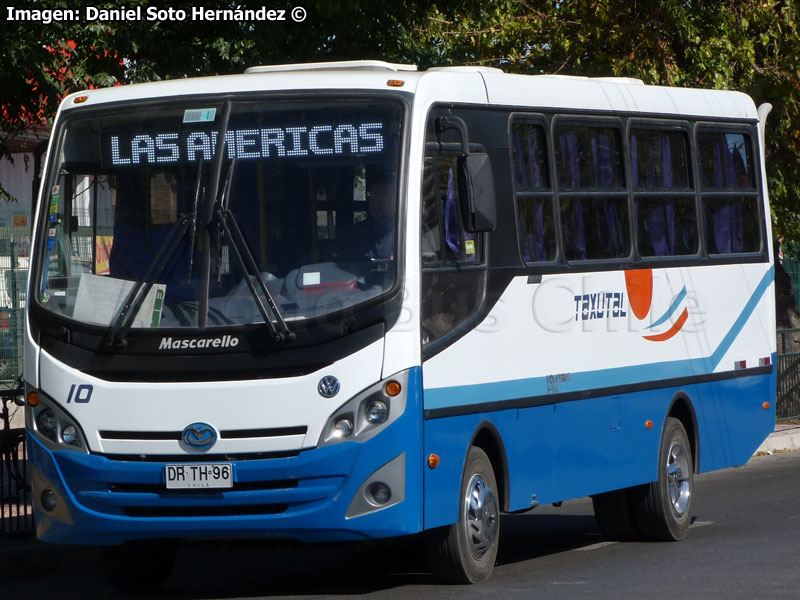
[[165, 463, 233, 490]]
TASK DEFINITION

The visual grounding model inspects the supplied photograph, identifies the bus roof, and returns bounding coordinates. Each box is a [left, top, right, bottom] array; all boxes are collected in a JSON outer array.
[[60, 61, 758, 121]]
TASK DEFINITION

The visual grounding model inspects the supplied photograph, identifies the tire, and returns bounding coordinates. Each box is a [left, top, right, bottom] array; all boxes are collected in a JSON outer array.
[[634, 417, 694, 541], [101, 540, 177, 590], [425, 446, 500, 583], [591, 488, 639, 541]]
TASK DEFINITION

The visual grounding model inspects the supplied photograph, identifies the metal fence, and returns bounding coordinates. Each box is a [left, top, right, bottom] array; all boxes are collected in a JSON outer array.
[[777, 328, 800, 421], [0, 202, 33, 537], [1, 387, 31, 537], [782, 258, 800, 312]]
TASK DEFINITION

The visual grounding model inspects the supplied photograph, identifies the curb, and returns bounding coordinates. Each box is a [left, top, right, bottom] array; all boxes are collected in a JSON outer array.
[[755, 427, 800, 455]]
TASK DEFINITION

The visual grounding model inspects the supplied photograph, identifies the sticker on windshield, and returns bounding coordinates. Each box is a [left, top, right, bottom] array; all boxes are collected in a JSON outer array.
[[151, 287, 165, 327], [183, 108, 217, 123], [303, 272, 321, 286]]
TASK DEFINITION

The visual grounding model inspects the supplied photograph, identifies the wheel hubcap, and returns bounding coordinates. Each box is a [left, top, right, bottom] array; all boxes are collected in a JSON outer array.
[[463, 474, 499, 560], [666, 440, 691, 517]]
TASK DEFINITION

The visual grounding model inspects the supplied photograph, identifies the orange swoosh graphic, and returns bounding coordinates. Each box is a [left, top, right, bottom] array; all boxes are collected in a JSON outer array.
[[642, 307, 689, 342], [625, 269, 653, 320]]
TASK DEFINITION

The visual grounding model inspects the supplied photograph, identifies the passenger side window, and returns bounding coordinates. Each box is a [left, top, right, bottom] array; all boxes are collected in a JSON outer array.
[[630, 127, 698, 257], [554, 123, 630, 261], [510, 122, 556, 263], [697, 130, 761, 255], [421, 156, 480, 266], [420, 154, 485, 347]]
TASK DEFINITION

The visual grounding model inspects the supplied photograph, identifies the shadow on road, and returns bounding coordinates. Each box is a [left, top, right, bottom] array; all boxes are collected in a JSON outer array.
[[89, 510, 604, 599]]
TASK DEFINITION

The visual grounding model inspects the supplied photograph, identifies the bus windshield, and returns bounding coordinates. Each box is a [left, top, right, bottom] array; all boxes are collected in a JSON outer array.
[[36, 97, 403, 332]]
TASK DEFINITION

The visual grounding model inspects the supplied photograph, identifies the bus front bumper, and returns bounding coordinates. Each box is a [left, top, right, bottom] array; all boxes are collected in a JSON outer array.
[[27, 373, 423, 546]]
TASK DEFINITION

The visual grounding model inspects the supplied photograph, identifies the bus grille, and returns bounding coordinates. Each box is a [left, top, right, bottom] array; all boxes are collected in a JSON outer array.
[[108, 479, 298, 493], [124, 504, 289, 517]]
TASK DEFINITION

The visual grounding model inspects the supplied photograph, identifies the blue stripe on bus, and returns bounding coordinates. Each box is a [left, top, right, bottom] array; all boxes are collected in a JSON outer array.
[[424, 266, 774, 410], [646, 286, 687, 329]]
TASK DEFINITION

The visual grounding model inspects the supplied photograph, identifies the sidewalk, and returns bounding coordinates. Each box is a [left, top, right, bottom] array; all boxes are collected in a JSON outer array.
[[754, 421, 800, 455], [2, 425, 798, 581]]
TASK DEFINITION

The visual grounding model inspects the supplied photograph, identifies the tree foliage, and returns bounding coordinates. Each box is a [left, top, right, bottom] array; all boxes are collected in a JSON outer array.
[[2, 0, 800, 243], [397, 0, 800, 243]]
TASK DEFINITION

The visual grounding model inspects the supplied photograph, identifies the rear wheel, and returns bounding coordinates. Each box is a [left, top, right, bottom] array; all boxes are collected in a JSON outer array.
[[634, 417, 694, 540], [101, 540, 176, 590], [425, 446, 500, 583]]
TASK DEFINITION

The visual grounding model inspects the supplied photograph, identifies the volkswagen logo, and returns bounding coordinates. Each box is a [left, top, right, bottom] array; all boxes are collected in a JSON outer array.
[[318, 375, 340, 398], [181, 422, 218, 452]]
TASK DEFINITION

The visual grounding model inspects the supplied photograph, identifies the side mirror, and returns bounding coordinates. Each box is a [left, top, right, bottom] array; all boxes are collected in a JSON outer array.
[[458, 153, 496, 233]]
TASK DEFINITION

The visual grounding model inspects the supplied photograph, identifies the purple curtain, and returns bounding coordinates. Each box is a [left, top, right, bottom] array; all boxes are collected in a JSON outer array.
[[560, 132, 585, 259], [591, 134, 613, 188], [513, 129, 527, 188], [594, 134, 622, 256], [713, 204, 732, 253], [560, 132, 580, 188], [712, 201, 744, 254], [444, 167, 460, 258], [528, 129, 542, 188], [603, 201, 623, 257], [713, 143, 724, 188], [662, 136, 673, 187], [519, 201, 547, 262], [725, 139, 737, 188]]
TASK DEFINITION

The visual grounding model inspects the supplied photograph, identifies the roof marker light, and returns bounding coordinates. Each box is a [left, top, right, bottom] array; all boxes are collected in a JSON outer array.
[[73, 96, 89, 104], [387, 80, 405, 87]]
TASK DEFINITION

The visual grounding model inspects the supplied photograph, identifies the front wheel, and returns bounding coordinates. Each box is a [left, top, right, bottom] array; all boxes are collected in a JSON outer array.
[[425, 446, 500, 583], [634, 417, 694, 540]]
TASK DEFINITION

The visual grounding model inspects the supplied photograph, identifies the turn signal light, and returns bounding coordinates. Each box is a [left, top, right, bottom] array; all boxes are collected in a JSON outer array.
[[428, 454, 440, 469], [27, 392, 39, 407], [385, 380, 402, 397]]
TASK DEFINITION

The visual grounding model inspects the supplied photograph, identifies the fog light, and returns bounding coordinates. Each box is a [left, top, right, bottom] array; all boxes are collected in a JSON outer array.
[[365, 400, 389, 424], [36, 409, 57, 440], [367, 482, 391, 505], [41, 489, 58, 512], [61, 424, 79, 446], [333, 418, 354, 439]]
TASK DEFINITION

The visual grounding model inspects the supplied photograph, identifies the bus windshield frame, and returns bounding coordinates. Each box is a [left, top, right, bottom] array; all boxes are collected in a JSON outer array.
[[31, 93, 406, 344]]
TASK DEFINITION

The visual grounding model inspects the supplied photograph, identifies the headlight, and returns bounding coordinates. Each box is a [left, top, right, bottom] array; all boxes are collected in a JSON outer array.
[[26, 389, 89, 453], [365, 400, 389, 425], [318, 370, 409, 446]]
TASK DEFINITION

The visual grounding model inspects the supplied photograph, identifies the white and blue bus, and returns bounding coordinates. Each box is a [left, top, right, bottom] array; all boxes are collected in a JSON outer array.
[[25, 61, 776, 587]]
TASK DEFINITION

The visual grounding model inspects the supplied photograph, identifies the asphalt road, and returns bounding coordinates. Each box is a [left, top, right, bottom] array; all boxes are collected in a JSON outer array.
[[5, 451, 800, 599]]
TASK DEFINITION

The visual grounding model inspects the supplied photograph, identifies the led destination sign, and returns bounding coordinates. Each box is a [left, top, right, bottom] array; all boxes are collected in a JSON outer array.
[[108, 122, 385, 166]]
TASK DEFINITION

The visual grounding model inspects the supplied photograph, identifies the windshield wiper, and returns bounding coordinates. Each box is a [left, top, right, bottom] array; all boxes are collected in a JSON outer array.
[[198, 100, 232, 329], [103, 157, 207, 348], [213, 160, 294, 344], [186, 156, 204, 284], [104, 214, 193, 348]]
